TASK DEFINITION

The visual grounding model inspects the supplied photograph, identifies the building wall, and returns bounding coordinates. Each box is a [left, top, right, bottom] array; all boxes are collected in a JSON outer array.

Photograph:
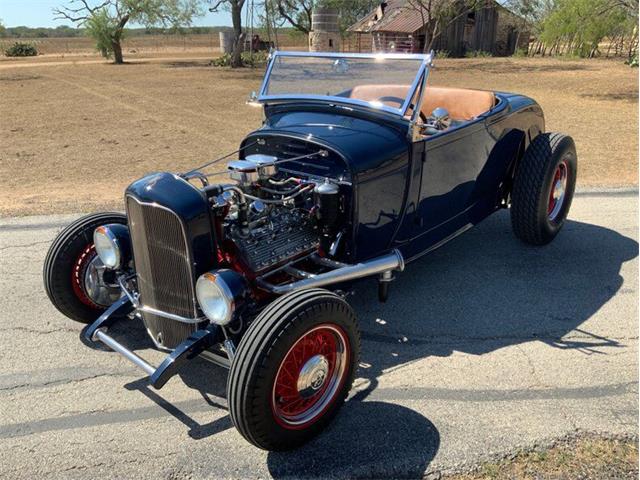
[[349, 2, 528, 56], [309, 31, 341, 52], [372, 32, 419, 53], [431, 4, 528, 56], [309, 7, 341, 52]]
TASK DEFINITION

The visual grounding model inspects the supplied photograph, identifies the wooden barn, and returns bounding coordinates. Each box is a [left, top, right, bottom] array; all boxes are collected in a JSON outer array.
[[348, 0, 530, 57]]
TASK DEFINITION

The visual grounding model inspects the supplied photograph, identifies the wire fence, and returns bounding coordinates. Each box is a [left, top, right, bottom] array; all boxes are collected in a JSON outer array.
[[0, 33, 306, 57], [1, 32, 634, 59]]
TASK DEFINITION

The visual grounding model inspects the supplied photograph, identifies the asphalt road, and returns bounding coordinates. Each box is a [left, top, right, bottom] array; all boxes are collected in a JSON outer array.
[[0, 191, 637, 479]]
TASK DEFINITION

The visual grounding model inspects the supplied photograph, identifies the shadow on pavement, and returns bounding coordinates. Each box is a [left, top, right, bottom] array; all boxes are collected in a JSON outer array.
[[267, 401, 440, 479], [347, 213, 638, 399], [102, 211, 636, 477]]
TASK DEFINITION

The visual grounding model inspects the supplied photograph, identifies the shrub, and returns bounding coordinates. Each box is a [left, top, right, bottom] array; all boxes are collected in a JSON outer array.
[[211, 50, 269, 68], [464, 50, 493, 58], [513, 48, 527, 58], [84, 9, 119, 60], [434, 50, 450, 59], [211, 53, 230, 66], [4, 42, 38, 57], [626, 54, 638, 68]]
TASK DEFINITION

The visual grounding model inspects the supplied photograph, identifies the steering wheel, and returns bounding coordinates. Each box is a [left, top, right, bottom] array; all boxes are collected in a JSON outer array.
[[376, 96, 429, 123]]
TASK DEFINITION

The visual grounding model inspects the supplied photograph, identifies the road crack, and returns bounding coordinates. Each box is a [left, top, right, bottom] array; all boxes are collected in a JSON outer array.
[[0, 240, 52, 251], [0, 372, 133, 392]]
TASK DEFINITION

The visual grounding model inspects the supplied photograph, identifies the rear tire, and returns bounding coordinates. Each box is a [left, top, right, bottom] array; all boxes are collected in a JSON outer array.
[[511, 132, 577, 245], [227, 288, 360, 451], [43, 212, 127, 323]]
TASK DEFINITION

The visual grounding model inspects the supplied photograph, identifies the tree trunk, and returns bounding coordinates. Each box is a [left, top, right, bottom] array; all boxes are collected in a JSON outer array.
[[231, 3, 244, 68], [112, 19, 128, 64], [112, 39, 124, 64], [605, 36, 614, 58], [424, 22, 438, 53]]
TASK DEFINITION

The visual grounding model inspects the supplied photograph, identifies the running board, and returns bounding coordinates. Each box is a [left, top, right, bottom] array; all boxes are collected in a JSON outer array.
[[84, 297, 223, 389]]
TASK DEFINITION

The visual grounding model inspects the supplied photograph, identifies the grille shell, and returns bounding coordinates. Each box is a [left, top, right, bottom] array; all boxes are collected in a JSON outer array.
[[126, 195, 200, 349]]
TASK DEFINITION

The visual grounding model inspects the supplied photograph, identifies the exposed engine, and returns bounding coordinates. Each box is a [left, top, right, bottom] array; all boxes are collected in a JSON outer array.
[[230, 206, 318, 273], [206, 153, 344, 276]]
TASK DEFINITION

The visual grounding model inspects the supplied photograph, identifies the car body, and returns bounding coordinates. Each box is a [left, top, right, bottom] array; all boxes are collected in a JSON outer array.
[[44, 51, 576, 450]]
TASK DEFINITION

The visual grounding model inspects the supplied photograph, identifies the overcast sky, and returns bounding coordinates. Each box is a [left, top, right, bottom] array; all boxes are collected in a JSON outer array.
[[0, 0, 236, 28]]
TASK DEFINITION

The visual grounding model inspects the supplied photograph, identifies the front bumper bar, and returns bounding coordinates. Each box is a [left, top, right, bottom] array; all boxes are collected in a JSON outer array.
[[85, 297, 222, 389]]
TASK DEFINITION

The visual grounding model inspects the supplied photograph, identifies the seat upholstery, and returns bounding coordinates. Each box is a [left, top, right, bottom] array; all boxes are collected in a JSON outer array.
[[348, 84, 413, 109], [421, 86, 495, 121], [347, 84, 495, 121]]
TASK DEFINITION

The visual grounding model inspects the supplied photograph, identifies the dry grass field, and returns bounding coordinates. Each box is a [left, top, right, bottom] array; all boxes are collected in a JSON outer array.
[[0, 53, 637, 216]]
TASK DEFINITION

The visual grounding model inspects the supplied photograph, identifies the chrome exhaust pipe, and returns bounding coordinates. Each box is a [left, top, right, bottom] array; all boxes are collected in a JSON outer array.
[[258, 249, 405, 294]]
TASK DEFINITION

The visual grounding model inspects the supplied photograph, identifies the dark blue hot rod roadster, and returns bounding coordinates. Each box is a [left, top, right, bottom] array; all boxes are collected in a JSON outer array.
[[44, 51, 577, 450]]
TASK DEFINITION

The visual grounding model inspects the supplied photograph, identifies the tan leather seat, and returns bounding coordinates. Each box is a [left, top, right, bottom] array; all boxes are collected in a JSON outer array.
[[347, 84, 495, 121], [348, 84, 412, 109], [421, 86, 495, 121]]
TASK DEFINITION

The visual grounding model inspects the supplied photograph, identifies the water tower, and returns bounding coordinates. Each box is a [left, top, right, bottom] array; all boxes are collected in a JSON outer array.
[[309, 7, 341, 52]]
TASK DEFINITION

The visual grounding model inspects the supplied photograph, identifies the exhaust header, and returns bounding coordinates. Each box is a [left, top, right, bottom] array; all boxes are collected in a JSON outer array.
[[257, 249, 405, 295]]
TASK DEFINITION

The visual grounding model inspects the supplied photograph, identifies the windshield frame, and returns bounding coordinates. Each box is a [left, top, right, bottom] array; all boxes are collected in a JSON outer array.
[[257, 51, 433, 119]]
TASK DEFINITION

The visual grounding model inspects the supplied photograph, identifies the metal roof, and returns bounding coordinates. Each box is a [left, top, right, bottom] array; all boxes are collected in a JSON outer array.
[[348, 0, 429, 34], [348, 0, 525, 34]]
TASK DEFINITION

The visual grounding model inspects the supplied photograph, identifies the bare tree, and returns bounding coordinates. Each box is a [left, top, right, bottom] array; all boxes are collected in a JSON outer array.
[[268, 0, 377, 36], [54, 0, 203, 64], [210, 0, 246, 67], [270, 0, 313, 35]]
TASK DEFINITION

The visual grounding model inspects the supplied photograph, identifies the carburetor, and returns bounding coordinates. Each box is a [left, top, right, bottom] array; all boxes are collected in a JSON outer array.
[[227, 154, 278, 186]]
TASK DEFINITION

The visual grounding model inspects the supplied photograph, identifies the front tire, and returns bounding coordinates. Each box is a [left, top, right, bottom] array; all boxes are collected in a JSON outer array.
[[227, 288, 360, 451], [511, 132, 577, 245], [43, 212, 127, 323]]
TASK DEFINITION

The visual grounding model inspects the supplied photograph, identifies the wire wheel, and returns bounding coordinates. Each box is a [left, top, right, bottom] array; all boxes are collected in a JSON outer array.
[[272, 324, 349, 429], [43, 212, 127, 324], [227, 288, 360, 450], [71, 244, 120, 308]]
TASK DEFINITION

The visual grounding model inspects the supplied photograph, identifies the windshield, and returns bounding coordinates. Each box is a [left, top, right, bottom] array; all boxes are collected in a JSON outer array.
[[258, 52, 431, 117]]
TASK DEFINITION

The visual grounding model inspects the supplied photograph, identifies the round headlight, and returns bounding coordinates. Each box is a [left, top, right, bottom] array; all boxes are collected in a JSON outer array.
[[93, 224, 130, 269], [196, 269, 246, 326]]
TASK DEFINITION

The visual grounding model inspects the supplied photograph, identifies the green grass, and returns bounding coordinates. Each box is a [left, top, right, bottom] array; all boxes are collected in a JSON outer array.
[[446, 434, 638, 480]]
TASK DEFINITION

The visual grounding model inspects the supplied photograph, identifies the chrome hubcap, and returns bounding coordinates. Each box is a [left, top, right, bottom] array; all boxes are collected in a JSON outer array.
[[297, 354, 329, 398], [83, 256, 121, 307], [552, 178, 565, 201], [548, 161, 568, 221]]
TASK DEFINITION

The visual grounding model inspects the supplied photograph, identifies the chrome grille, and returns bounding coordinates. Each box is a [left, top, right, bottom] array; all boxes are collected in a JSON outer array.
[[127, 196, 198, 349]]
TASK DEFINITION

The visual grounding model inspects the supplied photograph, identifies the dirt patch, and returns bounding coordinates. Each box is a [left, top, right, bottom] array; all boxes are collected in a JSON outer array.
[[580, 89, 639, 102], [0, 56, 637, 216], [0, 73, 42, 82], [444, 433, 638, 480], [164, 60, 215, 69]]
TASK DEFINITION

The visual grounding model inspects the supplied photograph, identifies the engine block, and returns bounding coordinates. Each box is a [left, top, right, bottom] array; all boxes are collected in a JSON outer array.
[[232, 208, 319, 273]]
